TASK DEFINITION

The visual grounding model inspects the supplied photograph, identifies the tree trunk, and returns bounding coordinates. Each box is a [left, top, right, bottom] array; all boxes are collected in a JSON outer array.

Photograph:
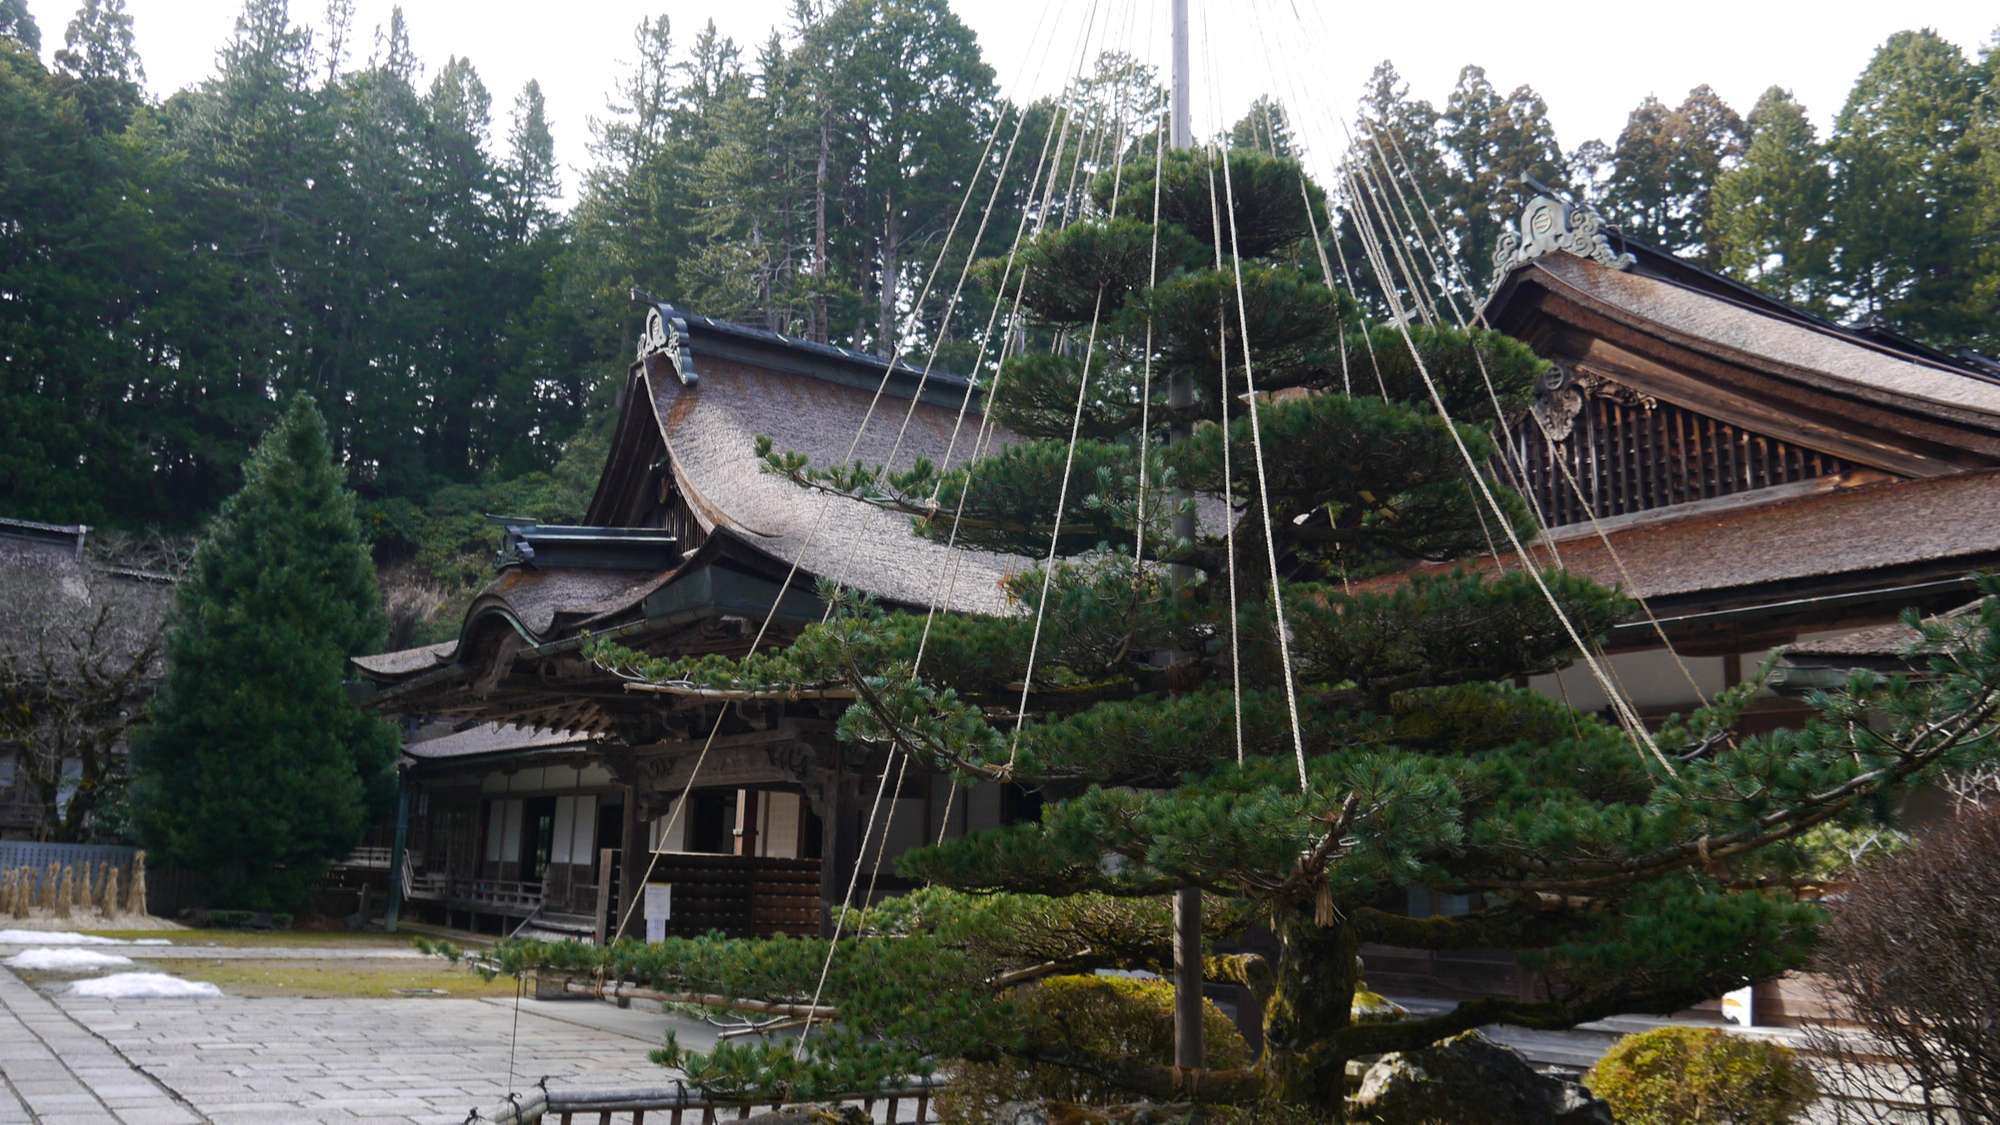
[[1263, 906, 1360, 1117], [877, 194, 899, 358], [813, 106, 831, 344]]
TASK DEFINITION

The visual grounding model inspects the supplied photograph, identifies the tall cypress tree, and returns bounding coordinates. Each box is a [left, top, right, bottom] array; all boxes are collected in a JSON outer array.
[[1711, 86, 1833, 311], [1828, 29, 1986, 344], [130, 396, 399, 910]]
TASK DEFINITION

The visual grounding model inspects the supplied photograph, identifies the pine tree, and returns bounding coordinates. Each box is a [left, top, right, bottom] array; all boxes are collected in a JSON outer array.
[[1337, 61, 1444, 315], [1437, 66, 1566, 293], [129, 396, 399, 910], [1666, 84, 1746, 264], [528, 141, 2000, 1116], [1710, 87, 1832, 311]]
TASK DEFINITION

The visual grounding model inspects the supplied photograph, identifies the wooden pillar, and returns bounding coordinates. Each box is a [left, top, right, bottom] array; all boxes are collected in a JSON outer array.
[[592, 847, 615, 945], [818, 770, 853, 937], [736, 787, 761, 857], [1173, 888, 1203, 1070], [619, 784, 644, 940], [384, 770, 410, 933]]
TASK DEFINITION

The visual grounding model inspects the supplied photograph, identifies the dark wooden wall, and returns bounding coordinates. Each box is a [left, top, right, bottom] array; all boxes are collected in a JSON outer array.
[[1510, 391, 1853, 527]]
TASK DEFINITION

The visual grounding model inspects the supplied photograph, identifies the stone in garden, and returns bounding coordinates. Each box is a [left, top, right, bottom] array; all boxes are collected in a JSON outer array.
[[1351, 1030, 1613, 1124]]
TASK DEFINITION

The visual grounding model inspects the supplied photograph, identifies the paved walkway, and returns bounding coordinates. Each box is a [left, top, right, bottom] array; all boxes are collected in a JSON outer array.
[[0, 958, 706, 1124], [0, 969, 203, 1124]]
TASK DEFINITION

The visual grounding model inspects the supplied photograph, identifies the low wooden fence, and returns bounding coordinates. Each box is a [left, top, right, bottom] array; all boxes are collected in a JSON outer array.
[[469, 1078, 947, 1124]]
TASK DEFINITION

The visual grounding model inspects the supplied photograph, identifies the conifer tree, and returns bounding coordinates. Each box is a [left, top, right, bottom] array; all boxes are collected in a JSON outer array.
[[519, 142, 2000, 1117], [130, 396, 399, 910], [1827, 29, 1985, 344], [1599, 86, 1745, 259], [1711, 87, 1832, 311]]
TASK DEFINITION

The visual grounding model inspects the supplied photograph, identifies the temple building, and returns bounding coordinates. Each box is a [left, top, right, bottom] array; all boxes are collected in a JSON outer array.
[[351, 195, 2000, 1022], [1356, 194, 2000, 1019], [350, 303, 1035, 938]]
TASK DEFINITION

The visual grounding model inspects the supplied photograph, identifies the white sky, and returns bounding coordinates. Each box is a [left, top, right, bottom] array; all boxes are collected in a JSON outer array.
[[24, 0, 1998, 206]]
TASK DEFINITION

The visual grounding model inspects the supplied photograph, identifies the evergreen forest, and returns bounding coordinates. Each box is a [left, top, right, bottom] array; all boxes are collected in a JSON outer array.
[[3, 0, 1997, 631]]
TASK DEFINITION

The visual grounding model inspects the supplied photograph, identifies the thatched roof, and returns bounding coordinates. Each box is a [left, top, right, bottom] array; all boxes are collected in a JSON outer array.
[[1354, 469, 2000, 609], [651, 355, 1029, 616], [404, 722, 595, 763], [1530, 252, 2000, 424]]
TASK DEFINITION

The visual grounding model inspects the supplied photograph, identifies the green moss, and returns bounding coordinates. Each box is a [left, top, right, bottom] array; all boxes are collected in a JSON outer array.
[[1350, 990, 1405, 1025], [1583, 1026, 1817, 1124], [141, 957, 522, 999]]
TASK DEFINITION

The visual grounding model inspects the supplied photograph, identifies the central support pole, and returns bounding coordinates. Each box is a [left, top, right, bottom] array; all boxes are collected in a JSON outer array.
[[1167, 0, 1204, 1078], [384, 769, 410, 933]]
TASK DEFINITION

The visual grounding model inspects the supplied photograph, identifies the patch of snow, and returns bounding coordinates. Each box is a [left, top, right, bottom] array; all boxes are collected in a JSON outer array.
[[4, 948, 135, 972], [130, 939, 171, 946], [0, 929, 122, 945], [70, 972, 221, 999]]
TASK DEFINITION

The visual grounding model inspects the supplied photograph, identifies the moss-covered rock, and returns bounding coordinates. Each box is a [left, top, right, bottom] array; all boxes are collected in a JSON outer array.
[[1349, 1030, 1612, 1124]]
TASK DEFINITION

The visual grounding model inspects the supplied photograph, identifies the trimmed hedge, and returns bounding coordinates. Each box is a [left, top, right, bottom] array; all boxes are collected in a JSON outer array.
[[939, 974, 1249, 1122], [1582, 1026, 1816, 1124]]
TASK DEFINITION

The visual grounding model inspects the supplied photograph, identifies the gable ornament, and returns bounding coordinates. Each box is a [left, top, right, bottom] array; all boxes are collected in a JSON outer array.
[[1492, 194, 1636, 284], [1530, 362, 1656, 443], [632, 289, 700, 387]]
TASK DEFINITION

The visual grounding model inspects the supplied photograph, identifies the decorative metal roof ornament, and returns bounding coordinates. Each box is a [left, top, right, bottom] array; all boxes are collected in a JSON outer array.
[[1530, 361, 1658, 444], [633, 289, 700, 387], [1491, 194, 1636, 285]]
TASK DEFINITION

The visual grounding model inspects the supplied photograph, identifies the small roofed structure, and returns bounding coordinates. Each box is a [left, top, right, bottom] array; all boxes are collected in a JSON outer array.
[[353, 301, 1036, 938]]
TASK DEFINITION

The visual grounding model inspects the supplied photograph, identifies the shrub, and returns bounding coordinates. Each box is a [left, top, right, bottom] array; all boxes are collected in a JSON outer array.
[[938, 974, 1249, 1122], [1806, 806, 2000, 1119], [1583, 1026, 1815, 1124]]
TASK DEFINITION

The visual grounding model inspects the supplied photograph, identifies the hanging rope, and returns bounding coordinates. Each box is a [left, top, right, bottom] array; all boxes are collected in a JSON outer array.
[[606, 0, 1076, 945], [794, 0, 1137, 1052], [1263, 19, 1671, 775], [1198, 8, 1306, 788]]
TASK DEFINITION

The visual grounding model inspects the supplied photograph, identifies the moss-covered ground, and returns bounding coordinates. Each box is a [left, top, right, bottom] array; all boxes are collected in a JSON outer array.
[[131, 956, 522, 999]]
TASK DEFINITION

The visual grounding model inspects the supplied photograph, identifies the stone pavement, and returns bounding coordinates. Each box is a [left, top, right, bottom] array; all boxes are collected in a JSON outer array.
[[0, 967, 203, 1124], [1, 961, 706, 1124]]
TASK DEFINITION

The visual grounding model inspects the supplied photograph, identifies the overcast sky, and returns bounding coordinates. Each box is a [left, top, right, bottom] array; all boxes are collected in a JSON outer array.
[[23, 0, 1998, 205]]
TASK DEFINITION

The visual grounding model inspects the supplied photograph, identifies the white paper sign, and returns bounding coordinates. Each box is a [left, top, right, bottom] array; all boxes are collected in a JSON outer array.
[[643, 883, 672, 944], [1720, 983, 1754, 1027]]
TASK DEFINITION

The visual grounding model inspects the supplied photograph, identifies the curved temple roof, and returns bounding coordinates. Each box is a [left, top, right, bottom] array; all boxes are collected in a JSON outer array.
[[354, 307, 1036, 696]]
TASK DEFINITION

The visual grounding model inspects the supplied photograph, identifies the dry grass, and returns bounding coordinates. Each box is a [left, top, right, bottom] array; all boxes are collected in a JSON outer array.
[[82, 928, 424, 948], [138, 957, 523, 999]]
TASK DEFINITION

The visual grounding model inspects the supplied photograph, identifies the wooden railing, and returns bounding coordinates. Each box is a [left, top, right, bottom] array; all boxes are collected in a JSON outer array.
[[471, 1077, 947, 1124], [336, 845, 394, 868], [403, 873, 546, 916]]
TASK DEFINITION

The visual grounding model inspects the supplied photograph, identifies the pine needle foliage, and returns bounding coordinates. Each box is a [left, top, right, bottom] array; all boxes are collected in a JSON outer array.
[[563, 144, 2000, 1116]]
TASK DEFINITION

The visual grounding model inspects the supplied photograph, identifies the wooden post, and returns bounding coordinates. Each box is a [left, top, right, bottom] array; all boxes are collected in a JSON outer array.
[[736, 787, 760, 857], [619, 785, 644, 940], [818, 770, 851, 937], [1166, 0, 1203, 1075], [1173, 888, 1203, 1070], [593, 847, 615, 945], [384, 773, 410, 932]]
